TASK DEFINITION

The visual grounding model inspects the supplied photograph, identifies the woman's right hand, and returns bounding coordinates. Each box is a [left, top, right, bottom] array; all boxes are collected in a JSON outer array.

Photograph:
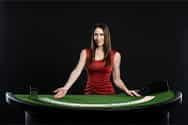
[[53, 87, 68, 99], [126, 89, 141, 97]]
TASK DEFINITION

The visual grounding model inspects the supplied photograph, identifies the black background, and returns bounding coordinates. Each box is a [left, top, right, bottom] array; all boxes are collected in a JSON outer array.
[[0, 0, 187, 124]]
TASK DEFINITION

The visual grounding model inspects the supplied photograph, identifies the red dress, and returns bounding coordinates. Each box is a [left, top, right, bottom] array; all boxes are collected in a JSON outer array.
[[84, 48, 116, 95]]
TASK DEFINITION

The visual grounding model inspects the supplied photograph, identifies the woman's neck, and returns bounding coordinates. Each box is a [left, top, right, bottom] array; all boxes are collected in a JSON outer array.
[[96, 46, 103, 51]]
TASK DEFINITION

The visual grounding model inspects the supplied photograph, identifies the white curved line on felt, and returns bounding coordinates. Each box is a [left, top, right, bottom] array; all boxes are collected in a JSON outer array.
[[37, 96, 155, 108]]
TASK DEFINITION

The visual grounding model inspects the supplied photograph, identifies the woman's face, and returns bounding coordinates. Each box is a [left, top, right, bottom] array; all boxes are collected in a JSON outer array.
[[93, 27, 104, 47]]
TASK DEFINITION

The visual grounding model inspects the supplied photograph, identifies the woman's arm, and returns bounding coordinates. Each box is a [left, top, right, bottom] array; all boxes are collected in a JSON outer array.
[[63, 49, 87, 90], [112, 52, 140, 96], [53, 49, 87, 98]]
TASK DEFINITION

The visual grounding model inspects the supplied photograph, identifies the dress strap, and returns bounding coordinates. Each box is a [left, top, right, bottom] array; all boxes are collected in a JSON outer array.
[[111, 49, 117, 58], [85, 48, 91, 63], [111, 49, 117, 66]]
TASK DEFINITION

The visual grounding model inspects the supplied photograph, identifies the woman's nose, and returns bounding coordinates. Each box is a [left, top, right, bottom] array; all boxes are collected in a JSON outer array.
[[97, 35, 101, 39]]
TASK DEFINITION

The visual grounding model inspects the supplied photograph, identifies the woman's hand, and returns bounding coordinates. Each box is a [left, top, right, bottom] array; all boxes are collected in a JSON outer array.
[[53, 87, 68, 99], [126, 90, 141, 97]]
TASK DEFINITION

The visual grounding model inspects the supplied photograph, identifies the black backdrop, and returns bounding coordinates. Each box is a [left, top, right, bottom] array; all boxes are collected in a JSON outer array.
[[0, 1, 187, 124]]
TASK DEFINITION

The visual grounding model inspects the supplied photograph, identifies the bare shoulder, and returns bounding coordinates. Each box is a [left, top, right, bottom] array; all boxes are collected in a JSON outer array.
[[80, 48, 88, 57], [81, 48, 87, 53], [114, 51, 121, 60]]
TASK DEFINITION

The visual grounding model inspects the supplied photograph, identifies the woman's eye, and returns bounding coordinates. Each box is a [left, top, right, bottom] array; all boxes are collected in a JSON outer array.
[[94, 33, 104, 36]]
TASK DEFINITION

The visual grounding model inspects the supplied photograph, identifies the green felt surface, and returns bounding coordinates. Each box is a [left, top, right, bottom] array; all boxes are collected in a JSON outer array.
[[14, 90, 176, 110]]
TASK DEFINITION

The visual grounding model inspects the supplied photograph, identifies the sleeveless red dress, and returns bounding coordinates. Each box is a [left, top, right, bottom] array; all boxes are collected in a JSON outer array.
[[84, 48, 116, 95]]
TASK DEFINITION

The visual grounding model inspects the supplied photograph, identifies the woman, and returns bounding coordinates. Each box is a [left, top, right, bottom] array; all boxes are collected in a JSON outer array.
[[53, 23, 140, 99]]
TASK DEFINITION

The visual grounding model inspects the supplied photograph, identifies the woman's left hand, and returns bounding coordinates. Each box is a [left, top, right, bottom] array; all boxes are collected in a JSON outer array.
[[126, 90, 141, 97]]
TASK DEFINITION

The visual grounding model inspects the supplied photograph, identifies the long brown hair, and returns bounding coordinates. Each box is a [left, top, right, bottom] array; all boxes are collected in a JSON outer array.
[[86, 23, 112, 67]]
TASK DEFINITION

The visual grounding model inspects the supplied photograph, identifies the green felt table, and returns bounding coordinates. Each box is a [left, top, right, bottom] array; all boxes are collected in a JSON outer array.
[[5, 90, 183, 125], [12, 90, 177, 111]]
